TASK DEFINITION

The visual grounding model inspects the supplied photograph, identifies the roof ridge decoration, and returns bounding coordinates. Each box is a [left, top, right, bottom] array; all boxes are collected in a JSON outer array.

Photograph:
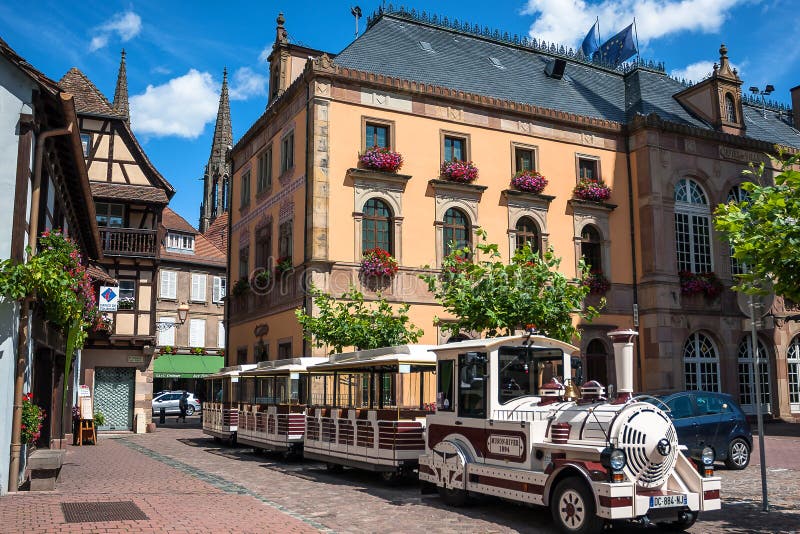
[[366, 4, 666, 75], [668, 74, 791, 114], [112, 49, 130, 124]]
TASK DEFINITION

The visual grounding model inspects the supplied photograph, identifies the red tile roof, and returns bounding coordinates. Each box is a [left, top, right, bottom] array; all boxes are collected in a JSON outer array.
[[162, 207, 196, 233], [203, 212, 229, 253], [59, 68, 121, 117], [90, 182, 169, 204], [159, 208, 225, 267]]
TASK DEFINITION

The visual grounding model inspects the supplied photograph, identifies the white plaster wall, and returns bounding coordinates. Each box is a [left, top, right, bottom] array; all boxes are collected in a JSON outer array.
[[0, 55, 35, 495]]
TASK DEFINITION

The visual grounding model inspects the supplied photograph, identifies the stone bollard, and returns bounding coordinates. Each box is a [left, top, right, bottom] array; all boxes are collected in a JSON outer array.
[[159, 407, 166, 424]]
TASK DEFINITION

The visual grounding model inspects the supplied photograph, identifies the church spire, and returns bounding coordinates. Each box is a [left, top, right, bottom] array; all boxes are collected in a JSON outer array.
[[200, 68, 233, 232], [112, 49, 129, 124]]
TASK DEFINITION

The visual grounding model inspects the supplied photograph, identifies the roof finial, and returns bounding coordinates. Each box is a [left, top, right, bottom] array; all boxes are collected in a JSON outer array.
[[112, 48, 129, 124], [276, 12, 288, 45]]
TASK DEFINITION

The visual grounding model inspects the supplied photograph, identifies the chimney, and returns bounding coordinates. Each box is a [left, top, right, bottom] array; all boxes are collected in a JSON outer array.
[[792, 85, 800, 130], [608, 329, 638, 404]]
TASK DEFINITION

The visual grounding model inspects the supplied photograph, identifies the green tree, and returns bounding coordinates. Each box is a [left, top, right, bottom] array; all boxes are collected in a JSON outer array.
[[714, 152, 800, 299], [421, 231, 600, 342], [295, 285, 424, 354]]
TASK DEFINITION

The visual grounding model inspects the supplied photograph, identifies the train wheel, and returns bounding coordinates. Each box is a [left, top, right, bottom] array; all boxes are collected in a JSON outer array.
[[657, 511, 698, 532], [380, 471, 401, 484], [550, 478, 604, 534], [437, 486, 469, 507], [325, 462, 344, 473]]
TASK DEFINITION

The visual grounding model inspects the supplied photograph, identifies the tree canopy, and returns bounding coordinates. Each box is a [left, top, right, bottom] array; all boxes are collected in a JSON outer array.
[[420, 231, 600, 342], [295, 285, 424, 354], [714, 152, 800, 300]]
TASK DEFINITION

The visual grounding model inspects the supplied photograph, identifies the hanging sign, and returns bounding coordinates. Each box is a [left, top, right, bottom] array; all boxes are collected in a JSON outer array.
[[78, 385, 91, 398], [99, 286, 120, 312]]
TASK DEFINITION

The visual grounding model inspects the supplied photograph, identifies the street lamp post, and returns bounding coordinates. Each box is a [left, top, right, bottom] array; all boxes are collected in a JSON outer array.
[[156, 302, 190, 332], [749, 84, 775, 119]]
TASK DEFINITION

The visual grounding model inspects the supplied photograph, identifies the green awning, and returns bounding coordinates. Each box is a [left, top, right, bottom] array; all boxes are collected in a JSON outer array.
[[153, 354, 225, 379]]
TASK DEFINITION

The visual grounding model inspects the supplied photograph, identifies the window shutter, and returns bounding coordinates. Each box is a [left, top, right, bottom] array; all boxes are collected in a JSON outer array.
[[218, 321, 225, 348], [160, 271, 177, 299], [192, 274, 207, 302], [158, 317, 175, 346], [212, 276, 221, 303], [189, 319, 205, 348]]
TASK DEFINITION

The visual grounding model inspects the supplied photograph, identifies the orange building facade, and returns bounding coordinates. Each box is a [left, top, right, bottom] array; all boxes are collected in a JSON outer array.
[[228, 9, 800, 421]]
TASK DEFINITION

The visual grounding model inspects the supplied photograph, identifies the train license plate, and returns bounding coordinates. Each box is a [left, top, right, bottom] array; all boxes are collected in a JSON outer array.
[[649, 494, 687, 508]]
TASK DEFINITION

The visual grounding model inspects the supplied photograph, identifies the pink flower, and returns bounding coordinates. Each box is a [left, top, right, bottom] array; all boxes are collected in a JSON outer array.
[[440, 160, 479, 183]]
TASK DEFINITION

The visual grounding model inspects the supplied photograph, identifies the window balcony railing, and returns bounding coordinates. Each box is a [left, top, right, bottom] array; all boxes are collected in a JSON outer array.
[[100, 227, 158, 257]]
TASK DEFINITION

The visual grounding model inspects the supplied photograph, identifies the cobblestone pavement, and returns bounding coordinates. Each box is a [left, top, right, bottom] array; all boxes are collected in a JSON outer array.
[[1, 426, 799, 533]]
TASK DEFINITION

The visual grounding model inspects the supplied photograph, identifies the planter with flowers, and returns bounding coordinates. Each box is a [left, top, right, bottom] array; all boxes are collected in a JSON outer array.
[[583, 271, 611, 295], [190, 346, 207, 356], [21, 393, 45, 447], [679, 271, 723, 299], [95, 313, 113, 334], [360, 248, 399, 278], [359, 147, 404, 173], [440, 160, 479, 184], [160, 345, 177, 355], [573, 179, 612, 202], [511, 170, 548, 194], [232, 277, 250, 297], [275, 256, 293, 276]]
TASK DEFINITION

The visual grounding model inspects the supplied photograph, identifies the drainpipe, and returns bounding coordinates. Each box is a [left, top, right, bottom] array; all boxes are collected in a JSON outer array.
[[8, 118, 74, 492]]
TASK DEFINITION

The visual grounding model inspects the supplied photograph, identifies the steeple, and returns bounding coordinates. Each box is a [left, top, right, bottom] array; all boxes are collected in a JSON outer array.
[[200, 68, 233, 232], [112, 49, 129, 124]]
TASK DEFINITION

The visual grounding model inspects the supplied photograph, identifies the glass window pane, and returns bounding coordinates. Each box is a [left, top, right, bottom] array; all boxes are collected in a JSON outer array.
[[437, 360, 454, 411], [458, 352, 487, 418], [515, 148, 533, 172]]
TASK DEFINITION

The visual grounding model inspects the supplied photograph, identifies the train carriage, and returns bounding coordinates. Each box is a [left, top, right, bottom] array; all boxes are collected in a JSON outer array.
[[303, 345, 436, 478], [235, 357, 327, 455], [203, 364, 257, 442], [420, 332, 721, 534]]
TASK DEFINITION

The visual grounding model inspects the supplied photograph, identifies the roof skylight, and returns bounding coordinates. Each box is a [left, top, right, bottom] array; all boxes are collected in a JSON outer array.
[[418, 41, 434, 52], [489, 57, 505, 70]]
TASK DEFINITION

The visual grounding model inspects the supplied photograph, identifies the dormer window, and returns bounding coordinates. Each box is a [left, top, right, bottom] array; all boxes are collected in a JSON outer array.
[[166, 232, 195, 253], [724, 93, 737, 123]]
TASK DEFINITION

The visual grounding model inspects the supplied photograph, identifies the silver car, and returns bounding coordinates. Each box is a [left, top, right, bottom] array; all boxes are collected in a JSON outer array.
[[152, 391, 201, 416]]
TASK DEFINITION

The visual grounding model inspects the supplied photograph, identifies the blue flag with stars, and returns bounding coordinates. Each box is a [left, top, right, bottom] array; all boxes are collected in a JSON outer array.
[[598, 23, 637, 66], [581, 20, 599, 59]]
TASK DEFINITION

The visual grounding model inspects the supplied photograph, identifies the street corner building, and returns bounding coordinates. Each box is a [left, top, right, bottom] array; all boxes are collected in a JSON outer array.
[[226, 7, 800, 422], [57, 51, 175, 434]]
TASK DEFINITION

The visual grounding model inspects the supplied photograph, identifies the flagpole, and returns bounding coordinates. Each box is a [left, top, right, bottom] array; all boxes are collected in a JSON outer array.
[[633, 17, 640, 65], [596, 16, 600, 49]]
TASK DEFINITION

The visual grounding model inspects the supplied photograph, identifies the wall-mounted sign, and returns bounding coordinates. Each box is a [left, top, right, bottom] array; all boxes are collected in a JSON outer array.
[[78, 385, 91, 398], [398, 364, 411, 374], [99, 286, 119, 312]]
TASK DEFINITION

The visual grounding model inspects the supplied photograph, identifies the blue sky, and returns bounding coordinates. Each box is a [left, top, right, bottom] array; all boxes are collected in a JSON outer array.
[[2, 0, 798, 228]]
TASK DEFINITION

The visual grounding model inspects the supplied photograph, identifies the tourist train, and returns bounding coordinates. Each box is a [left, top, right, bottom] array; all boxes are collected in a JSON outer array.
[[203, 331, 721, 533]]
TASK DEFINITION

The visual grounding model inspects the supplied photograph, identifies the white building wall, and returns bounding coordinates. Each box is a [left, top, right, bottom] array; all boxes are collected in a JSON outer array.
[[0, 55, 35, 495]]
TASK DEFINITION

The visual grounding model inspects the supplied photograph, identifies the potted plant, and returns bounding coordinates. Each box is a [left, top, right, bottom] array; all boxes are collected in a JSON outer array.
[[190, 346, 206, 356], [252, 269, 271, 290], [21, 393, 44, 448], [679, 271, 724, 299], [93, 411, 105, 428], [440, 160, 479, 183], [232, 277, 250, 297], [95, 313, 113, 333], [360, 248, 399, 278], [275, 256, 293, 275], [359, 146, 404, 172], [573, 178, 612, 202], [160, 345, 176, 355], [511, 170, 548, 194], [583, 270, 611, 295]]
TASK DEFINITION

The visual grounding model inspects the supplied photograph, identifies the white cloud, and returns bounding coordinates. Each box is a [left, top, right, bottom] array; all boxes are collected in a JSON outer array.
[[523, 0, 746, 48], [130, 70, 219, 138], [258, 45, 272, 65], [229, 67, 268, 100], [89, 11, 142, 51], [671, 60, 742, 83]]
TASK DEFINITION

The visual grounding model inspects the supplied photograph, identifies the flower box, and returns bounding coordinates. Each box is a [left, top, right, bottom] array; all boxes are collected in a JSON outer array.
[[511, 170, 548, 194], [583, 271, 611, 295], [440, 160, 478, 183], [275, 256, 293, 275], [360, 248, 399, 278], [359, 147, 403, 173], [679, 271, 723, 299], [573, 179, 611, 202], [232, 277, 250, 297]]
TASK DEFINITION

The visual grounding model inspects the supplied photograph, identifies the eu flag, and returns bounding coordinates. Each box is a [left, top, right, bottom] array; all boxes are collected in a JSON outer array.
[[581, 20, 599, 59], [598, 23, 637, 66]]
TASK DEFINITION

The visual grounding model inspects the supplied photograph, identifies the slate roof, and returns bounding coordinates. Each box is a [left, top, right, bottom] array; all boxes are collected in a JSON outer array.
[[334, 12, 800, 149], [59, 67, 123, 117], [90, 182, 169, 204]]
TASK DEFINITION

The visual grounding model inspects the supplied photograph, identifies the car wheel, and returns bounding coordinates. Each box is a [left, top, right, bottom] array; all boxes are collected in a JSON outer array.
[[550, 477, 605, 534], [186, 405, 195, 416], [725, 437, 750, 470], [437, 485, 469, 507]]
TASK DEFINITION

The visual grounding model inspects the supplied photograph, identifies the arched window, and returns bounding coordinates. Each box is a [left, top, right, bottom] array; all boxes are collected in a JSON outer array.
[[788, 336, 800, 413], [737, 338, 771, 414], [515, 216, 540, 253], [580, 225, 603, 272], [724, 93, 737, 123], [443, 208, 470, 257], [674, 179, 712, 273], [683, 332, 720, 392], [726, 186, 749, 276], [585, 339, 609, 384], [362, 198, 392, 253]]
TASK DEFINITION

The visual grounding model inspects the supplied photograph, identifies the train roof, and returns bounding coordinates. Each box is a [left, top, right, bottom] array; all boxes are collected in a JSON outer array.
[[240, 357, 329, 376], [310, 344, 436, 371], [432, 335, 580, 356], [204, 363, 257, 379]]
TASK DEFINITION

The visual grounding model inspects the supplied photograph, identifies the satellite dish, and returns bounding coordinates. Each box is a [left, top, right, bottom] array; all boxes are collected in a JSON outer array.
[[736, 292, 774, 318]]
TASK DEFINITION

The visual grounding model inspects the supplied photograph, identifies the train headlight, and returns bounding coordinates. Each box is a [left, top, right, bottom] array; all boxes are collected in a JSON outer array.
[[601, 447, 627, 471], [701, 447, 715, 466]]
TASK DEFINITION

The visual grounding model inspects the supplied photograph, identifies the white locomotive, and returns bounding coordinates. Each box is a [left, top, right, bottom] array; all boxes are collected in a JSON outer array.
[[419, 331, 721, 533]]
